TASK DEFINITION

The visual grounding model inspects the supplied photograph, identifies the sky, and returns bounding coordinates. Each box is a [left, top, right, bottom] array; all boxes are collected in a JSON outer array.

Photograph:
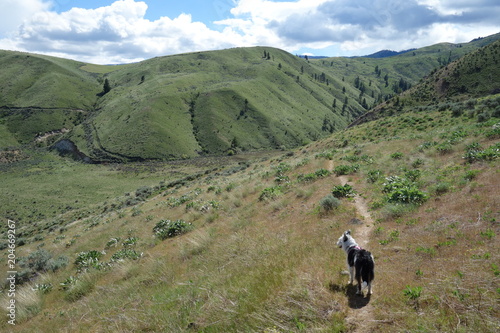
[[0, 0, 499, 64]]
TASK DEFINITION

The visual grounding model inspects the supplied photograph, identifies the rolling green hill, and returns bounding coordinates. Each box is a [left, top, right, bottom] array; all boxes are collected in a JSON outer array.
[[1, 34, 499, 332], [1, 33, 499, 159], [350, 38, 500, 126]]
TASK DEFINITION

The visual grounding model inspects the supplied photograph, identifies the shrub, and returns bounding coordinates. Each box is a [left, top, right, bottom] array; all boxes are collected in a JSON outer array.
[[404, 169, 421, 182], [17, 249, 68, 283], [367, 169, 382, 183], [331, 184, 356, 198], [319, 194, 341, 212], [64, 275, 96, 302], [433, 182, 451, 195], [333, 164, 359, 176], [74, 250, 105, 272], [463, 142, 499, 163], [390, 152, 404, 159], [111, 249, 142, 262], [383, 176, 428, 204], [135, 186, 153, 201], [297, 169, 330, 183], [259, 186, 284, 201], [153, 219, 193, 240]]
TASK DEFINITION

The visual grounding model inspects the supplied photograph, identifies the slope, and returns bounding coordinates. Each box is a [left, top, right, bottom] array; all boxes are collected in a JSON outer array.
[[350, 38, 500, 126], [1, 36, 499, 332], [2, 90, 498, 333], [74, 47, 357, 160], [0, 51, 101, 147]]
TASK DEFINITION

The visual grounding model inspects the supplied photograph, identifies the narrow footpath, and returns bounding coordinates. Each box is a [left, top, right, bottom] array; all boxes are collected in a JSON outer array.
[[328, 160, 377, 332]]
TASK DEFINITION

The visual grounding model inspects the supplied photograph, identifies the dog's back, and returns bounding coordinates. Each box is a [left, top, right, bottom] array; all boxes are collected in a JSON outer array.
[[355, 249, 375, 284]]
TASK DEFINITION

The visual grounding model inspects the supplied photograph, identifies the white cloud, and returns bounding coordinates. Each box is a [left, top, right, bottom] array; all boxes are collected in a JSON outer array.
[[0, 0, 51, 36], [0, 0, 499, 63], [1, 0, 244, 64]]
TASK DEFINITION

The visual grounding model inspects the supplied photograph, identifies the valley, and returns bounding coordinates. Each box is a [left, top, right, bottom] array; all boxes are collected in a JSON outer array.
[[0, 34, 499, 332]]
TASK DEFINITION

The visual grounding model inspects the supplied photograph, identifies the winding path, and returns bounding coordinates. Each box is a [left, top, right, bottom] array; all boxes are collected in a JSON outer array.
[[328, 161, 377, 332]]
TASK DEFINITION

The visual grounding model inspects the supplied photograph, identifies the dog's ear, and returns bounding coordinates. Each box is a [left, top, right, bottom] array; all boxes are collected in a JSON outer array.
[[346, 230, 351, 235]]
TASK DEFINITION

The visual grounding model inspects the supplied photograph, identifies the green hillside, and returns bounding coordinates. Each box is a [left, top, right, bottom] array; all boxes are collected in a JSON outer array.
[[1, 34, 499, 332], [350, 38, 500, 126], [1, 33, 499, 159], [75, 47, 356, 160]]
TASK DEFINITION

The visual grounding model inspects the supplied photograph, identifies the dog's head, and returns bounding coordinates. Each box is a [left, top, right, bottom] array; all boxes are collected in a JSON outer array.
[[337, 230, 355, 250]]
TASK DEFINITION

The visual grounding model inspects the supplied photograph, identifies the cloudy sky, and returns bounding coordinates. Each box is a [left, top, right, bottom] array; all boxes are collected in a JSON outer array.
[[1, 0, 499, 64]]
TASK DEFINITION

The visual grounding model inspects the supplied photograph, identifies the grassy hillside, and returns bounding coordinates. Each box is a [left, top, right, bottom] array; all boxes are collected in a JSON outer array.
[[1, 36, 499, 331], [2, 33, 499, 159], [79, 47, 355, 160], [350, 39, 500, 127], [1, 95, 498, 332]]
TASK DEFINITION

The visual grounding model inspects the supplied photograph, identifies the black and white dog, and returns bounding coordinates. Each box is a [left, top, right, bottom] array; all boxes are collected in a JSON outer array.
[[337, 230, 375, 296]]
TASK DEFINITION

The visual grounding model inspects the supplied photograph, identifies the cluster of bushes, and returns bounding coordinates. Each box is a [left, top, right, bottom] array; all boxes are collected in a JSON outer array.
[[382, 176, 428, 204], [297, 168, 330, 182], [333, 164, 360, 176], [259, 186, 284, 201], [153, 219, 193, 240], [16, 249, 68, 284], [463, 142, 500, 163]]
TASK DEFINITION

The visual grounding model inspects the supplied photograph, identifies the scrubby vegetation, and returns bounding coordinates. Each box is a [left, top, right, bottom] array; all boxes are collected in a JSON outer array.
[[1, 34, 499, 332]]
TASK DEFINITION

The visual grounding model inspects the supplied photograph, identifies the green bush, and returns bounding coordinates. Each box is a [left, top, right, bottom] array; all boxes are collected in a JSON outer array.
[[383, 176, 428, 204], [111, 249, 142, 262], [74, 250, 105, 271], [463, 142, 500, 163], [319, 194, 341, 212], [259, 186, 283, 201], [153, 219, 193, 240], [333, 164, 359, 176], [332, 184, 356, 198], [297, 168, 330, 182], [367, 169, 383, 183], [390, 152, 404, 159]]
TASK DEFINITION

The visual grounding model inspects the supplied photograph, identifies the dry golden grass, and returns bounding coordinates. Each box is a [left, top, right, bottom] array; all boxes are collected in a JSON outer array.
[[3, 111, 499, 332]]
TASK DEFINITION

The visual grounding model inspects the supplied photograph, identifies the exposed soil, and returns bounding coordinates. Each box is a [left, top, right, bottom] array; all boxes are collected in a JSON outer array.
[[328, 160, 377, 332]]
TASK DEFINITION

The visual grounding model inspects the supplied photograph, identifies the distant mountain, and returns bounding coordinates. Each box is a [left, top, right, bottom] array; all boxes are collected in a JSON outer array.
[[361, 49, 416, 58]]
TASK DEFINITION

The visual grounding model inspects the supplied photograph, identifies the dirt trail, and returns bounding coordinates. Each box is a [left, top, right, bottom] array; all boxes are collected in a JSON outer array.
[[328, 161, 377, 332]]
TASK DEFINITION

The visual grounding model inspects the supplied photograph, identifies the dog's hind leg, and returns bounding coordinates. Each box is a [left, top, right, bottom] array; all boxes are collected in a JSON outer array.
[[356, 274, 362, 295], [367, 282, 373, 295]]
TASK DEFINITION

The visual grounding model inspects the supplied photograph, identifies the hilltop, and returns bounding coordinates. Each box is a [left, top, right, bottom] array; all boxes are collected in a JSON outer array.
[[1, 33, 499, 161]]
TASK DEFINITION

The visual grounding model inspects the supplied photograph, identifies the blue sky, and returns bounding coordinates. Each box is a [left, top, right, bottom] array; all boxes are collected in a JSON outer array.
[[1, 0, 499, 64]]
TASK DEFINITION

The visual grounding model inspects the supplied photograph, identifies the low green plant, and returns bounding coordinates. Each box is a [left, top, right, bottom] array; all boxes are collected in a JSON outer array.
[[333, 164, 359, 176], [119, 236, 137, 247], [297, 168, 330, 182], [331, 184, 356, 198], [463, 142, 500, 163], [111, 249, 143, 262], [153, 219, 193, 240], [403, 285, 423, 309], [259, 186, 284, 201], [367, 169, 382, 183], [383, 176, 428, 204], [34, 283, 53, 294], [59, 276, 78, 290], [480, 228, 495, 239], [390, 152, 404, 159], [74, 250, 105, 272]]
